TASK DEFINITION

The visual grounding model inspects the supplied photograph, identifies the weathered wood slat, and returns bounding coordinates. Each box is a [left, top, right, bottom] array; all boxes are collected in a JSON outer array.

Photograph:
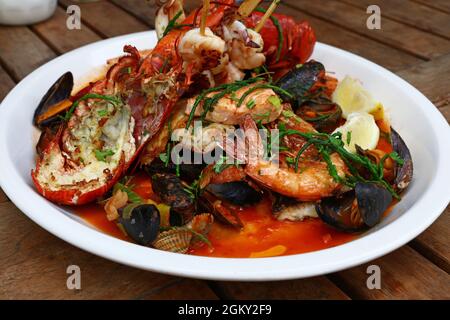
[[396, 53, 450, 104], [438, 103, 450, 123], [339, 0, 450, 39], [277, 4, 421, 71], [283, 0, 450, 59], [110, 0, 158, 27], [59, 0, 149, 38], [413, 0, 450, 14], [330, 246, 450, 299], [139, 279, 218, 300], [110, 0, 209, 27], [0, 189, 8, 203], [0, 65, 15, 101], [411, 207, 450, 273], [0, 202, 218, 299], [214, 277, 349, 300], [32, 7, 101, 54], [0, 27, 56, 81]]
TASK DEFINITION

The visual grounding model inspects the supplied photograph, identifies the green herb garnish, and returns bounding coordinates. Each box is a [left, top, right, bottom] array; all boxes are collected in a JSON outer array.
[[97, 109, 108, 117], [61, 93, 121, 122], [94, 149, 115, 162]]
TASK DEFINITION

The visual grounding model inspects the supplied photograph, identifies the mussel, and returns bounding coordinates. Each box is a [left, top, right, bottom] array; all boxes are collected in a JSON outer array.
[[206, 181, 262, 206], [118, 204, 160, 246], [197, 191, 243, 229], [295, 95, 342, 133], [391, 128, 413, 192], [272, 194, 318, 221], [151, 173, 195, 222], [276, 60, 325, 106], [316, 182, 392, 232], [33, 72, 74, 128], [144, 156, 206, 184]]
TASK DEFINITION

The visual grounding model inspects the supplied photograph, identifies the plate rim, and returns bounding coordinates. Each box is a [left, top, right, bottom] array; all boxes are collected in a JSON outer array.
[[0, 31, 449, 281]]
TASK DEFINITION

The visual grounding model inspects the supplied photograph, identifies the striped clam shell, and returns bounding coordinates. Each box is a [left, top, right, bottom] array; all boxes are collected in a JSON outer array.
[[153, 228, 193, 254]]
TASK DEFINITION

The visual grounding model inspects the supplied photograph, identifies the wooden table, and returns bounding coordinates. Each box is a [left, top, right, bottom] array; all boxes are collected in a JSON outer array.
[[0, 0, 449, 300]]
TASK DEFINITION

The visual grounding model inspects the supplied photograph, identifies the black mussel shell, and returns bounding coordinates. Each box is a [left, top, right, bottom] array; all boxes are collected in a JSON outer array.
[[145, 157, 206, 184], [169, 208, 185, 227], [197, 192, 243, 229], [316, 182, 392, 232], [33, 72, 73, 128], [151, 173, 195, 221], [276, 61, 325, 106], [206, 181, 262, 206], [296, 95, 342, 133], [272, 194, 300, 214], [119, 204, 160, 246], [391, 128, 413, 192]]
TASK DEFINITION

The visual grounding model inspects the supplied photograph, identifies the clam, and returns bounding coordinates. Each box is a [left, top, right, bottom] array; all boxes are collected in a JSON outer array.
[[151, 173, 195, 222], [33, 72, 74, 128], [118, 204, 160, 246], [153, 228, 193, 254], [391, 128, 413, 192], [206, 181, 262, 206], [316, 182, 392, 232]]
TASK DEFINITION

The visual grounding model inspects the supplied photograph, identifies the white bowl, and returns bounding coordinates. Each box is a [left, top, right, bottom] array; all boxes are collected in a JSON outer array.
[[0, 31, 449, 281]]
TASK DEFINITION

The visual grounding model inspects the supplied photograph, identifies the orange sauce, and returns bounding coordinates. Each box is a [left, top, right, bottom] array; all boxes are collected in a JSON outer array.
[[73, 125, 395, 258], [74, 172, 358, 258]]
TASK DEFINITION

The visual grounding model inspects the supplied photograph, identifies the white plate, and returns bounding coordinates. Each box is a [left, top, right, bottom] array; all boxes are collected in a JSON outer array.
[[0, 31, 449, 281]]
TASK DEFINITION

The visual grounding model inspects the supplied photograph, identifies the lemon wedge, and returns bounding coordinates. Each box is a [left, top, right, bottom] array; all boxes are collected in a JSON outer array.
[[333, 112, 380, 153], [332, 76, 384, 120]]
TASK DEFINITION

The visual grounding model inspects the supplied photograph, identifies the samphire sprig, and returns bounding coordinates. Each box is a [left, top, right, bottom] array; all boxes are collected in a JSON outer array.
[[185, 77, 264, 129], [276, 123, 403, 199]]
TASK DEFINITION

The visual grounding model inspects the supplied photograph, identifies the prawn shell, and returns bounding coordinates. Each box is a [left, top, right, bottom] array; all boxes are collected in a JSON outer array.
[[153, 228, 193, 254]]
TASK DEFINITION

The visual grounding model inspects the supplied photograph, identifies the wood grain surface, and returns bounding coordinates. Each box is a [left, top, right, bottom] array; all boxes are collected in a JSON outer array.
[[0, 0, 448, 300]]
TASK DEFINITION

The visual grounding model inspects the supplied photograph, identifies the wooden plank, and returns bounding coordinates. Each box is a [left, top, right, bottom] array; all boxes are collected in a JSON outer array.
[[330, 246, 450, 299], [277, 4, 421, 72], [339, 0, 450, 39], [110, 0, 202, 27], [411, 207, 450, 273], [0, 27, 56, 81], [59, 0, 149, 38], [396, 53, 450, 104], [215, 277, 349, 299], [110, 0, 157, 27], [283, 0, 450, 59], [0, 202, 217, 299], [0, 189, 8, 203], [32, 7, 101, 54], [413, 0, 450, 14], [0, 65, 15, 101], [438, 103, 450, 123], [102, 1, 421, 71], [139, 279, 218, 300]]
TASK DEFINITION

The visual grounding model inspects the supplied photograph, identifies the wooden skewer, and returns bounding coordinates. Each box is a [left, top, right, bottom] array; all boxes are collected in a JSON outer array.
[[237, 0, 264, 19], [200, 0, 210, 36], [254, 0, 280, 33]]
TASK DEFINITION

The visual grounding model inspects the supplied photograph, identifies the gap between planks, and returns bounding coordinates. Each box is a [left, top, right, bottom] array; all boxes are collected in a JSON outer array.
[[283, 0, 450, 60], [337, 0, 450, 40]]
